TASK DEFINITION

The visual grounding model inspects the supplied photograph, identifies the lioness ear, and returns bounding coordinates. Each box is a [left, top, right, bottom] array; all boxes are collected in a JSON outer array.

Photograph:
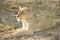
[[19, 6, 22, 12], [19, 6, 22, 10], [27, 7, 32, 12]]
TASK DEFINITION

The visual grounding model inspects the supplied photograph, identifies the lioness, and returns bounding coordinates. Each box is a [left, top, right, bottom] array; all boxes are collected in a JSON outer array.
[[12, 6, 56, 36]]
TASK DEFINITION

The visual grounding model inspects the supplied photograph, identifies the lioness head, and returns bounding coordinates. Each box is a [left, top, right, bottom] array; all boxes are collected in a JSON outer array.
[[15, 6, 31, 21]]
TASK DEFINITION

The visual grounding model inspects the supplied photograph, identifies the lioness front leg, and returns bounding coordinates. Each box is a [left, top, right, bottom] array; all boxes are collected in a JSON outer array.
[[13, 19, 29, 35]]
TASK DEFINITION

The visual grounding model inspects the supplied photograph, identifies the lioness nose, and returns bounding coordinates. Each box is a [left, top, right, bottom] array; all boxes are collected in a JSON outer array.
[[15, 12, 17, 15], [14, 13, 19, 17], [14, 15, 16, 18], [14, 15, 19, 18]]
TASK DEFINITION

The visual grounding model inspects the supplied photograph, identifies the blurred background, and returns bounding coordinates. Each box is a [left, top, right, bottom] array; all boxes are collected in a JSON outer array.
[[0, 0, 60, 31]]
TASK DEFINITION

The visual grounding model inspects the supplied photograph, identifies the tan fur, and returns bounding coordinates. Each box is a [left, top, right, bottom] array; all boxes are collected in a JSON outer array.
[[13, 6, 56, 35]]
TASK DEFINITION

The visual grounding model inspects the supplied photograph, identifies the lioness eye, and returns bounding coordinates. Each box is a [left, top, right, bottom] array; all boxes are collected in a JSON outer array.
[[17, 15, 19, 17]]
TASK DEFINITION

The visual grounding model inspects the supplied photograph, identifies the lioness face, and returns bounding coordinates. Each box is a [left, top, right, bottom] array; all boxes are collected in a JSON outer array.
[[15, 7, 30, 21]]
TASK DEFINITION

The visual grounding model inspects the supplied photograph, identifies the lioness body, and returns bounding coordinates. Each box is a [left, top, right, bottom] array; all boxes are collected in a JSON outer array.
[[12, 6, 56, 36]]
